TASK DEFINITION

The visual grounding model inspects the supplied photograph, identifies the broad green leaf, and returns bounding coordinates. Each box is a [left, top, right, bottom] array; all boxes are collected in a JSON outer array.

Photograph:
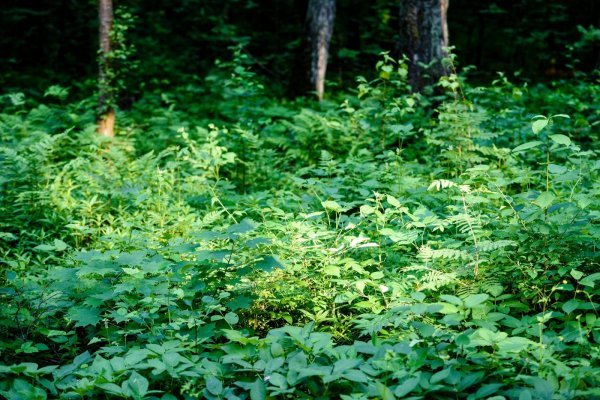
[[355, 281, 366, 293], [287, 352, 307, 371], [380, 228, 419, 245], [255, 255, 284, 272], [197, 324, 215, 339], [127, 371, 149, 399], [434, 302, 460, 314], [19, 342, 39, 354], [250, 378, 266, 400], [53, 239, 68, 251], [519, 390, 533, 400], [458, 372, 485, 391], [270, 343, 284, 358], [370, 271, 384, 280], [570, 269, 584, 280], [96, 382, 123, 395], [430, 368, 451, 384], [523, 377, 554, 398], [455, 334, 470, 346], [439, 294, 463, 306], [321, 200, 344, 213], [360, 205, 375, 215], [533, 192, 555, 209], [414, 322, 436, 337], [343, 369, 369, 383], [411, 292, 426, 302], [394, 377, 420, 397], [562, 299, 581, 313], [386, 195, 402, 208], [549, 134, 571, 146], [512, 141, 542, 152], [34, 244, 55, 252], [226, 295, 253, 311], [267, 373, 287, 388], [411, 303, 430, 315], [116, 251, 147, 266], [333, 358, 361, 373], [265, 357, 285, 372], [205, 376, 223, 395], [221, 329, 246, 343], [532, 118, 548, 134], [376, 382, 395, 400], [74, 351, 92, 365], [124, 349, 149, 366], [497, 336, 534, 353], [323, 265, 340, 277], [464, 293, 489, 308], [224, 312, 239, 325], [548, 164, 567, 174], [226, 218, 256, 234], [122, 267, 141, 275], [474, 383, 503, 399], [67, 306, 101, 327], [579, 272, 600, 288], [471, 328, 508, 346], [467, 164, 490, 172]]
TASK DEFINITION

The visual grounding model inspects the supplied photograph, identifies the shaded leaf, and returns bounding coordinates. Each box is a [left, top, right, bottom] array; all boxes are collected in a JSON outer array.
[[127, 371, 149, 398], [67, 306, 101, 327], [255, 255, 284, 272], [534, 192, 555, 209], [464, 294, 489, 308], [250, 378, 266, 400], [512, 141, 542, 152]]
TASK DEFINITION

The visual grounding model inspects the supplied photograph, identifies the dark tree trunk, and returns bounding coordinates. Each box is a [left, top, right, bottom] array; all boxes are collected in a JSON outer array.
[[306, 0, 336, 100], [399, 0, 449, 92], [98, 0, 114, 137]]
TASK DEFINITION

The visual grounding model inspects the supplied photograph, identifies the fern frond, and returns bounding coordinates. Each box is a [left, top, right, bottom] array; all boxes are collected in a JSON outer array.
[[418, 245, 469, 262], [477, 240, 516, 252]]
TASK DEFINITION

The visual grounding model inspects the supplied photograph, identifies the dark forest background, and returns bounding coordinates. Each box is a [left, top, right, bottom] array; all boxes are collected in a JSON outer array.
[[2, 0, 599, 96]]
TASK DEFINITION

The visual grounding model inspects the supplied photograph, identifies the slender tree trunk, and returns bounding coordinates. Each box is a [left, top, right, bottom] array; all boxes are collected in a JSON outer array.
[[399, 0, 449, 92], [307, 0, 336, 100], [98, 0, 114, 137]]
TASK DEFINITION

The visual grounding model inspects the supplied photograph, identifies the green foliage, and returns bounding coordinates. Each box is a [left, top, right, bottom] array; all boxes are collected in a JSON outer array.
[[99, 4, 138, 113], [1, 55, 599, 399]]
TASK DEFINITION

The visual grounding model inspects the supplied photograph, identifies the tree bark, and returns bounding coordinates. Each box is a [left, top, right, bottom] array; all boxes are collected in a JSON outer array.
[[98, 0, 114, 137], [399, 0, 449, 92], [306, 0, 336, 100]]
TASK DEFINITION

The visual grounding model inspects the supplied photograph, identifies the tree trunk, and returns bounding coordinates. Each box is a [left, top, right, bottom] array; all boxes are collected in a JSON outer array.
[[98, 0, 114, 137], [399, 0, 449, 92], [307, 0, 336, 100]]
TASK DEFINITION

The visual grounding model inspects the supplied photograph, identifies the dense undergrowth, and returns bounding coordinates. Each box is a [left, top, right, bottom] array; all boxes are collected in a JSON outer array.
[[0, 55, 599, 399]]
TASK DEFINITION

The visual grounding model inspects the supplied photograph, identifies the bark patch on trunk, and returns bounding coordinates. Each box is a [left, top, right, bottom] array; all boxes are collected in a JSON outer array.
[[98, 0, 114, 137], [307, 0, 336, 100], [400, 0, 449, 92]]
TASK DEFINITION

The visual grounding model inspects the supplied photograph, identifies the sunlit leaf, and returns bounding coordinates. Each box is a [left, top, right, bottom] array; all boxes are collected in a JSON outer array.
[[532, 117, 548, 134]]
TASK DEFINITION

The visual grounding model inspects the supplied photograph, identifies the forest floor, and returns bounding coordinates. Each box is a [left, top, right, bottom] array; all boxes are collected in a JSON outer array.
[[1, 62, 599, 399]]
